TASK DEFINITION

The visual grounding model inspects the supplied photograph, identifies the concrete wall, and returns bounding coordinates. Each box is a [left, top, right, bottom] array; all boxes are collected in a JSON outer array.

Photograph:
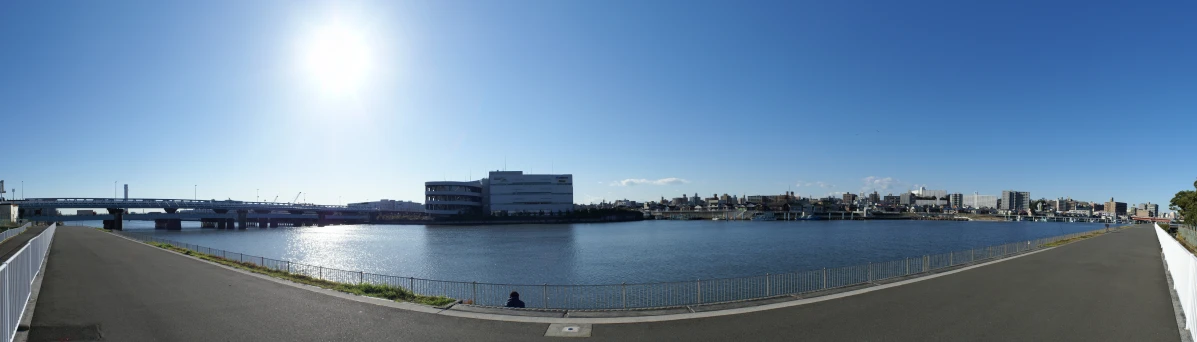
[[0, 204, 15, 223]]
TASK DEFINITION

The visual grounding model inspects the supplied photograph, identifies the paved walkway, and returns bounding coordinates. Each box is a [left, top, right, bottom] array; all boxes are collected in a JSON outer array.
[[0, 225, 46, 261], [27, 225, 1180, 341]]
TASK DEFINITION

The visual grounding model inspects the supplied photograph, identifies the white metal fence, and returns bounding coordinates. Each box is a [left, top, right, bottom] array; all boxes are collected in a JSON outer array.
[[1, 223, 56, 342], [123, 226, 1114, 310], [0, 224, 31, 244], [1155, 223, 1196, 341]]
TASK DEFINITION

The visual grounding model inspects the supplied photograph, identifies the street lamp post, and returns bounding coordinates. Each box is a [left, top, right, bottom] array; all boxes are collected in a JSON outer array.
[[194, 185, 197, 201]]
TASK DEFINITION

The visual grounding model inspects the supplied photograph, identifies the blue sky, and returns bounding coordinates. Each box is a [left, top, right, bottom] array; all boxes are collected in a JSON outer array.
[[1, 0, 1194, 208]]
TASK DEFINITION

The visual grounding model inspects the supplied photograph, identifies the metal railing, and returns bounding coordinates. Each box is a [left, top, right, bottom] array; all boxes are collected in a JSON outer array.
[[1155, 223, 1197, 342], [0, 224, 31, 244], [123, 226, 1113, 310], [1175, 223, 1197, 249], [1, 223, 56, 342]]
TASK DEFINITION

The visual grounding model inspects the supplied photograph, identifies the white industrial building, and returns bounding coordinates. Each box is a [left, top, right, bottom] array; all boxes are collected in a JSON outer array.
[[424, 171, 574, 217], [424, 181, 484, 217], [484, 171, 573, 215], [346, 199, 424, 212]]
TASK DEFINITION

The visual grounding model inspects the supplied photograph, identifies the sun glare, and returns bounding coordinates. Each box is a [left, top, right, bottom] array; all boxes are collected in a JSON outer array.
[[299, 22, 374, 96]]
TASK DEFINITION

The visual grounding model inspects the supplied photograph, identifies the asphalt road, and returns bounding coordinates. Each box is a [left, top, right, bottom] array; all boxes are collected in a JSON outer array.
[[592, 224, 1181, 342], [27, 225, 1180, 341]]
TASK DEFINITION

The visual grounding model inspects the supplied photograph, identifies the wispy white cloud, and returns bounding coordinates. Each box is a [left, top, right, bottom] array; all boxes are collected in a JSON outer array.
[[796, 180, 835, 189], [611, 178, 690, 186], [860, 176, 905, 194]]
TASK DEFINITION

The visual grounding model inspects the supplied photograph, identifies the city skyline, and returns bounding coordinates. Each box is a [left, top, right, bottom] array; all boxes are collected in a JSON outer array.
[[2, 1, 1194, 209]]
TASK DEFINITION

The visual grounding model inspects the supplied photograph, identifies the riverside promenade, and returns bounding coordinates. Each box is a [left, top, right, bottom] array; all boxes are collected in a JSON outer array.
[[25, 225, 1181, 341]]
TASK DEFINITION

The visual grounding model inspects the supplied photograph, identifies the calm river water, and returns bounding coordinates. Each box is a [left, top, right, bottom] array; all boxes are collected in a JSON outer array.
[[88, 220, 1104, 285]]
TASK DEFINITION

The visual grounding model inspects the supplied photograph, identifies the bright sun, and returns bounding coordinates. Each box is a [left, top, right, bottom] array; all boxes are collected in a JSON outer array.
[[299, 22, 374, 96]]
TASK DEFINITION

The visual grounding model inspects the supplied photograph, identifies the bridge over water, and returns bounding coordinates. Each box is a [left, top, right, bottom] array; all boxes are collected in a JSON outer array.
[[5, 198, 421, 230]]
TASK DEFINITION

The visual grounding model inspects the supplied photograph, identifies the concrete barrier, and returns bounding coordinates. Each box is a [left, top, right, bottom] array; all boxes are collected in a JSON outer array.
[[1155, 223, 1196, 341]]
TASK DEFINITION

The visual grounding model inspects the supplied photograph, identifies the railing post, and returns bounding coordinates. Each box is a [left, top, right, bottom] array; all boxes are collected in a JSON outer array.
[[822, 268, 827, 289], [472, 281, 477, 304], [543, 283, 549, 309], [924, 255, 929, 271], [949, 252, 953, 266], [621, 282, 627, 309], [286, 261, 290, 274], [867, 263, 872, 282], [905, 258, 910, 275], [409, 277, 414, 292], [697, 279, 703, 304], [359, 271, 363, 285], [319, 266, 322, 280], [766, 273, 771, 296]]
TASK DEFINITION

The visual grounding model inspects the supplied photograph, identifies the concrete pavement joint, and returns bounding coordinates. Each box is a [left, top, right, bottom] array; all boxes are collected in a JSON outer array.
[[101, 227, 1120, 325]]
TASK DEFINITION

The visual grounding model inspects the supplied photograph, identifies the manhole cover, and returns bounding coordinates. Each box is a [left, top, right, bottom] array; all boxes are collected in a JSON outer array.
[[545, 323, 592, 337]]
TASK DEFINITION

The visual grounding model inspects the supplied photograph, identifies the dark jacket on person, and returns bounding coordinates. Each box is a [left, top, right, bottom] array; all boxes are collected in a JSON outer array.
[[505, 297, 525, 308]]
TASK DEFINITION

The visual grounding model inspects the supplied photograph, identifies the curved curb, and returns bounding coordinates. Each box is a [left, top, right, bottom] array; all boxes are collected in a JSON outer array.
[[101, 227, 1123, 324]]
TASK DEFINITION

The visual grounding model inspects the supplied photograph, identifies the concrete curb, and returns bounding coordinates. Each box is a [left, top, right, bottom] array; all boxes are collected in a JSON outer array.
[[97, 226, 1123, 324]]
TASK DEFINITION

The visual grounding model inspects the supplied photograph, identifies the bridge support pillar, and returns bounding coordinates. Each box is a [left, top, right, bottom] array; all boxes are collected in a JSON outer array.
[[167, 219, 182, 230], [155, 219, 167, 229], [269, 220, 278, 228], [236, 210, 249, 229], [258, 218, 268, 229], [105, 208, 125, 230]]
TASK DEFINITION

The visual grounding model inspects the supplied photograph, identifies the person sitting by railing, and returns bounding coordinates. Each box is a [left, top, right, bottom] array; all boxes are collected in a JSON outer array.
[[505, 291, 525, 308]]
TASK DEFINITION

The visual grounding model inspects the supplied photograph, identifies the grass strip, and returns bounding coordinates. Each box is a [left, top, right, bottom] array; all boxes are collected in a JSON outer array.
[[1039, 226, 1129, 248], [146, 241, 456, 306]]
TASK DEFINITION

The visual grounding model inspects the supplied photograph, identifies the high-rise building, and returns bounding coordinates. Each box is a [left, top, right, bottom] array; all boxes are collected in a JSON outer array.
[[964, 193, 998, 208], [949, 193, 963, 208], [913, 187, 948, 199], [842, 193, 857, 205], [868, 192, 881, 204], [1000, 190, 1030, 211], [900, 192, 915, 205], [882, 195, 900, 206], [1105, 197, 1127, 216]]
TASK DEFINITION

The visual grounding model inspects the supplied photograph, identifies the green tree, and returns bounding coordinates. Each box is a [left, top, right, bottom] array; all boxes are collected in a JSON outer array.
[[1170, 179, 1197, 224]]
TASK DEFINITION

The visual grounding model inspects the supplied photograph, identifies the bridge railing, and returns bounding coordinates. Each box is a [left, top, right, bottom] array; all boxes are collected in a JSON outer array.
[[1, 223, 56, 342], [0, 223, 31, 244], [121, 225, 1115, 310]]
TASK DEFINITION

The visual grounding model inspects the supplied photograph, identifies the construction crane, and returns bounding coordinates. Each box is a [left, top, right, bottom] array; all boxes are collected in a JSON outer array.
[[292, 192, 303, 204], [272, 195, 278, 203]]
